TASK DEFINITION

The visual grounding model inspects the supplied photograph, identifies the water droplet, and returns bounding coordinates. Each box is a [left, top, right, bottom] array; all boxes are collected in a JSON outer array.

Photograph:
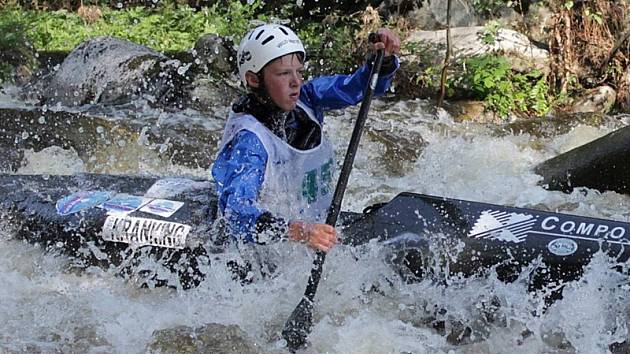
[[96, 126, 104, 134], [21, 131, 29, 139], [38, 116, 46, 124], [116, 2, 123, 8]]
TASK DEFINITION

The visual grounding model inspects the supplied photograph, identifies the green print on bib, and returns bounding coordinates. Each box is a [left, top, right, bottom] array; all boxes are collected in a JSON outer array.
[[301, 159, 333, 204]]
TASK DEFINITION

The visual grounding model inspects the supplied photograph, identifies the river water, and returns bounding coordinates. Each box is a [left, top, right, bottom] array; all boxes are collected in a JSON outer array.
[[1, 92, 629, 353]]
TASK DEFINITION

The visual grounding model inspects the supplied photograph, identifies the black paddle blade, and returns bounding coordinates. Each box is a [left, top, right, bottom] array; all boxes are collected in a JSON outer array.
[[282, 297, 313, 352]]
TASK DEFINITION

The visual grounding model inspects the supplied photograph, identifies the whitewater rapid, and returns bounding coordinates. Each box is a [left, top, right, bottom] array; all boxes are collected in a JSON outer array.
[[1, 97, 629, 353]]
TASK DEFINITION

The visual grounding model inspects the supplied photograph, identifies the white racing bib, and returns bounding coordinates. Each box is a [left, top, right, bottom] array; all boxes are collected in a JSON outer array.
[[218, 101, 334, 222]]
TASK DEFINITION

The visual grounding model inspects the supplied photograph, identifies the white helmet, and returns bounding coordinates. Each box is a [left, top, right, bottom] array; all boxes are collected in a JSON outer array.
[[237, 24, 306, 86]]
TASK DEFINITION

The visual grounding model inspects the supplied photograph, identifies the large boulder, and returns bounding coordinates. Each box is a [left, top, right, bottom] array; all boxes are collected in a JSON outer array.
[[186, 33, 242, 113], [395, 26, 549, 99], [406, 26, 549, 72], [40, 36, 182, 106]]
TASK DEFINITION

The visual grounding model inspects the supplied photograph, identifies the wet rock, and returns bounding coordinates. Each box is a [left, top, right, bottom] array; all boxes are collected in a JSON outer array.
[[366, 124, 425, 176], [0, 107, 222, 173], [192, 33, 236, 77], [494, 111, 611, 139], [188, 77, 241, 115], [44, 323, 111, 353], [146, 323, 262, 354], [40, 36, 180, 107], [610, 340, 630, 354], [444, 100, 500, 123], [570, 85, 616, 114], [187, 34, 242, 113]]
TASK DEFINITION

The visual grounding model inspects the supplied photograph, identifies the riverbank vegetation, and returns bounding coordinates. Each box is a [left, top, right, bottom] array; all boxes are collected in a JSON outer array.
[[1, 0, 628, 118], [1, 1, 266, 51]]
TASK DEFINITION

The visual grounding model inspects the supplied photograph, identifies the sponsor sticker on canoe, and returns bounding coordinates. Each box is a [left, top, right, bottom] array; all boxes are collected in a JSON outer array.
[[468, 210, 535, 243], [139, 199, 184, 218], [145, 178, 211, 199], [100, 194, 152, 215], [56, 191, 113, 216], [101, 215, 190, 249], [547, 238, 578, 256], [469, 208, 630, 247]]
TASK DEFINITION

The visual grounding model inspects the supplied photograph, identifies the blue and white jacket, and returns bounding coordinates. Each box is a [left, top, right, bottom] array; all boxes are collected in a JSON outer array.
[[212, 56, 399, 243]]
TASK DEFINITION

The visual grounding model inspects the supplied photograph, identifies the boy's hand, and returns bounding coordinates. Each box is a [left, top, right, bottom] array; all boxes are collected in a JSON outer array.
[[372, 28, 401, 57], [289, 221, 338, 252]]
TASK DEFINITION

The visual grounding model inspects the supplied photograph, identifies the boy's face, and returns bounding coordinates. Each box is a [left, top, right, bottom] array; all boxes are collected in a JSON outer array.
[[259, 53, 305, 112]]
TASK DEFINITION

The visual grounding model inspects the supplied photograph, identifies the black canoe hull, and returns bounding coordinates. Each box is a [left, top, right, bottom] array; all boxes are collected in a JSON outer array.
[[0, 174, 215, 288], [344, 193, 630, 288], [1, 173, 629, 290]]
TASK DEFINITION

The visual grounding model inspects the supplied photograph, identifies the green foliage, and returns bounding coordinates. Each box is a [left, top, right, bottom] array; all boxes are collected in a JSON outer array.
[[1, 1, 363, 79], [4, 1, 361, 76], [0, 7, 37, 82], [0, 62, 13, 84], [461, 54, 551, 118], [0, 11, 28, 51], [4, 1, 267, 52], [480, 20, 501, 45], [296, 19, 361, 76], [402, 40, 443, 88], [584, 7, 603, 24]]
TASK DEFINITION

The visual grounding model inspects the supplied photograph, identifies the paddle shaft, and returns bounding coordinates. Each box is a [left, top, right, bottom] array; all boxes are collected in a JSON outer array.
[[305, 49, 385, 301], [282, 46, 385, 351]]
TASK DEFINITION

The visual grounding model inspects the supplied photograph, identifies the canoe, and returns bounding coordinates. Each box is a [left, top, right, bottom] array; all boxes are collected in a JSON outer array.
[[535, 124, 630, 195], [1, 173, 628, 290]]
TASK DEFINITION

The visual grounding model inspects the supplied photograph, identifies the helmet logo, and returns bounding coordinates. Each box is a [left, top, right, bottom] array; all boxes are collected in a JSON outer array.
[[277, 39, 301, 48], [239, 50, 252, 66]]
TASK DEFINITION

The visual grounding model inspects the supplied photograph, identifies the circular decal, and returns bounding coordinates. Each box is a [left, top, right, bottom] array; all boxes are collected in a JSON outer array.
[[547, 238, 578, 256]]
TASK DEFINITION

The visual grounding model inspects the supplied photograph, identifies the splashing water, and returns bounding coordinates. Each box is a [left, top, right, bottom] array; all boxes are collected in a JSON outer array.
[[1, 97, 629, 353]]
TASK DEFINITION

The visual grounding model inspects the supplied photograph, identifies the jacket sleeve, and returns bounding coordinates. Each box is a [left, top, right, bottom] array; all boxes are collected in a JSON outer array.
[[211, 130, 288, 243], [300, 55, 399, 122]]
